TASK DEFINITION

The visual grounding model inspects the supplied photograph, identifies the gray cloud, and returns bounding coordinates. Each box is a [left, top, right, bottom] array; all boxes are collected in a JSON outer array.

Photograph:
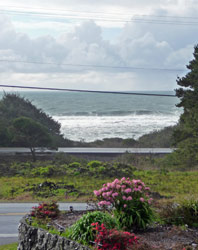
[[0, 0, 197, 91]]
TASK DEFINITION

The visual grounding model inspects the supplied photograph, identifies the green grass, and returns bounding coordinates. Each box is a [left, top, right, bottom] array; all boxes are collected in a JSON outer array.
[[1, 170, 198, 202], [0, 242, 17, 250]]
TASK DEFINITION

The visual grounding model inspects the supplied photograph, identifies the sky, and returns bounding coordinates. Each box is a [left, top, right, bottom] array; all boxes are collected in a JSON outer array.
[[0, 0, 197, 91]]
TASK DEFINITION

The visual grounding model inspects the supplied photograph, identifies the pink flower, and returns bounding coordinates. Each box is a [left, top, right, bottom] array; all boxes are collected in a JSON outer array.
[[133, 179, 140, 184], [98, 201, 111, 206], [123, 204, 127, 208], [127, 196, 132, 201], [140, 197, 145, 202], [116, 184, 121, 189], [145, 187, 150, 190], [124, 188, 132, 193], [121, 177, 126, 181], [102, 192, 108, 197], [113, 179, 119, 184], [106, 191, 112, 196], [148, 198, 153, 204], [122, 196, 127, 200], [107, 183, 112, 188], [112, 192, 119, 197], [94, 190, 101, 196]]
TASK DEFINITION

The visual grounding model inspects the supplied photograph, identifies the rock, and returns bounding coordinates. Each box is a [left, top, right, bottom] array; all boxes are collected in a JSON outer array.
[[18, 216, 91, 250]]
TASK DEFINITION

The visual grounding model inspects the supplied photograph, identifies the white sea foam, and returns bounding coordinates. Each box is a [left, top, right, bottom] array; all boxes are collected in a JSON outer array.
[[53, 113, 180, 142]]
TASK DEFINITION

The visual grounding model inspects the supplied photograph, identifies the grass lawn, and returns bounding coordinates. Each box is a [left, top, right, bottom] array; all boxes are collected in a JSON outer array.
[[0, 170, 198, 202], [0, 242, 17, 250]]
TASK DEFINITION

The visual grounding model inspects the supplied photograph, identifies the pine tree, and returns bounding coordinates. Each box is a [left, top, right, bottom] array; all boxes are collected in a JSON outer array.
[[173, 45, 198, 166]]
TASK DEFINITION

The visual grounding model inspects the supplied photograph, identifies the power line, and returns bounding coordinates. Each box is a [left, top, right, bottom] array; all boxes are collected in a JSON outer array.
[[1, 4, 198, 20], [0, 9, 198, 26], [0, 59, 186, 72], [0, 84, 176, 97]]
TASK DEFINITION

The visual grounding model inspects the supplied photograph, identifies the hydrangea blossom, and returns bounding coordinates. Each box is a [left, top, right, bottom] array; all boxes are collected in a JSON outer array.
[[94, 177, 154, 230], [94, 177, 153, 208]]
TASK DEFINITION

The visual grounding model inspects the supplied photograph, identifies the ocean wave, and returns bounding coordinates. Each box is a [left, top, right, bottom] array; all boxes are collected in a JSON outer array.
[[55, 110, 172, 117], [53, 113, 180, 142]]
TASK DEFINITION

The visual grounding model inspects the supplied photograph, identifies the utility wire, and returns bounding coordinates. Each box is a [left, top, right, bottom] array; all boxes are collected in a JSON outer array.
[[0, 84, 176, 97], [0, 59, 186, 72], [1, 5, 198, 20], [0, 9, 198, 26]]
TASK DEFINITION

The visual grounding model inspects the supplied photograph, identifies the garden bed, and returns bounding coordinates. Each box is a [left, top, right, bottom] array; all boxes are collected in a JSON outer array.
[[25, 176, 198, 250], [51, 211, 198, 249]]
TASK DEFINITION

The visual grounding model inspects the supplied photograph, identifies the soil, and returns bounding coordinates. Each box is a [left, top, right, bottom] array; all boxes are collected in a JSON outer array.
[[51, 211, 198, 250]]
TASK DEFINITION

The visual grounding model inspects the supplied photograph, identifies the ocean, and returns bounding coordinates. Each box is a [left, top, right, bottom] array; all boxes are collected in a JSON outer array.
[[0, 91, 182, 142]]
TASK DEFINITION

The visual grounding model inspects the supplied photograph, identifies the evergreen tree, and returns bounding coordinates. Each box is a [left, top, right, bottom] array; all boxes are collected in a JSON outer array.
[[10, 117, 52, 161], [173, 45, 198, 166]]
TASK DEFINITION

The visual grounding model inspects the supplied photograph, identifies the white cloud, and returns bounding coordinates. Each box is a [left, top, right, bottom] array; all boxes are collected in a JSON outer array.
[[0, 0, 197, 91]]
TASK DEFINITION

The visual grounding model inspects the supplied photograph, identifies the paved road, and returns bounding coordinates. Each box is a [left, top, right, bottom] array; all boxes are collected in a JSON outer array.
[[0, 203, 87, 245], [0, 147, 175, 155]]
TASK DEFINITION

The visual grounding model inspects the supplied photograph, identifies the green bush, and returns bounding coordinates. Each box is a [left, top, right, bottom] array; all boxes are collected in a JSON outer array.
[[160, 199, 198, 227], [31, 166, 54, 177], [67, 211, 118, 245], [68, 162, 81, 169], [87, 161, 102, 168]]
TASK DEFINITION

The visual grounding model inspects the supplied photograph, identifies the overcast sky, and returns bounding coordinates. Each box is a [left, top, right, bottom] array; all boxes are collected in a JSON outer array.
[[0, 0, 197, 91]]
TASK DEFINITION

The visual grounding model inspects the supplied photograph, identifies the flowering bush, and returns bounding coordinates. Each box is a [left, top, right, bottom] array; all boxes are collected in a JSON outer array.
[[94, 177, 154, 230], [31, 201, 60, 221], [92, 222, 138, 250]]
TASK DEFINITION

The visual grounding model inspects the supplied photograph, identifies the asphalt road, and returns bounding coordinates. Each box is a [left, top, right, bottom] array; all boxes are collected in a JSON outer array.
[[0, 203, 87, 245], [0, 147, 175, 155]]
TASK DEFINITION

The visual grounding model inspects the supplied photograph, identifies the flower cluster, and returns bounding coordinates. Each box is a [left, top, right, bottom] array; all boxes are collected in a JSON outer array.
[[31, 201, 60, 220], [91, 222, 138, 250], [94, 178, 154, 230], [94, 177, 153, 209]]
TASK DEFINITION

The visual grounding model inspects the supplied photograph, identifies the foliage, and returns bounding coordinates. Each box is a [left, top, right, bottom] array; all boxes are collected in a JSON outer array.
[[164, 139, 198, 168], [173, 44, 198, 167], [159, 199, 198, 227], [10, 116, 53, 161], [31, 165, 57, 177], [0, 119, 11, 146], [67, 211, 117, 245], [69, 162, 81, 169], [0, 93, 73, 147], [94, 177, 154, 230], [136, 126, 176, 148], [0, 93, 60, 134], [87, 161, 102, 168], [31, 201, 60, 222], [91, 222, 138, 250], [0, 158, 136, 178]]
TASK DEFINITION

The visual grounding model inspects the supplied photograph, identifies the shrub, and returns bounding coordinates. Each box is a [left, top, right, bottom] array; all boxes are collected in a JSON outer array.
[[31, 166, 54, 177], [67, 211, 117, 245], [160, 199, 198, 227], [87, 161, 102, 168], [68, 162, 81, 169], [31, 201, 60, 221], [94, 177, 154, 230], [92, 222, 138, 250]]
